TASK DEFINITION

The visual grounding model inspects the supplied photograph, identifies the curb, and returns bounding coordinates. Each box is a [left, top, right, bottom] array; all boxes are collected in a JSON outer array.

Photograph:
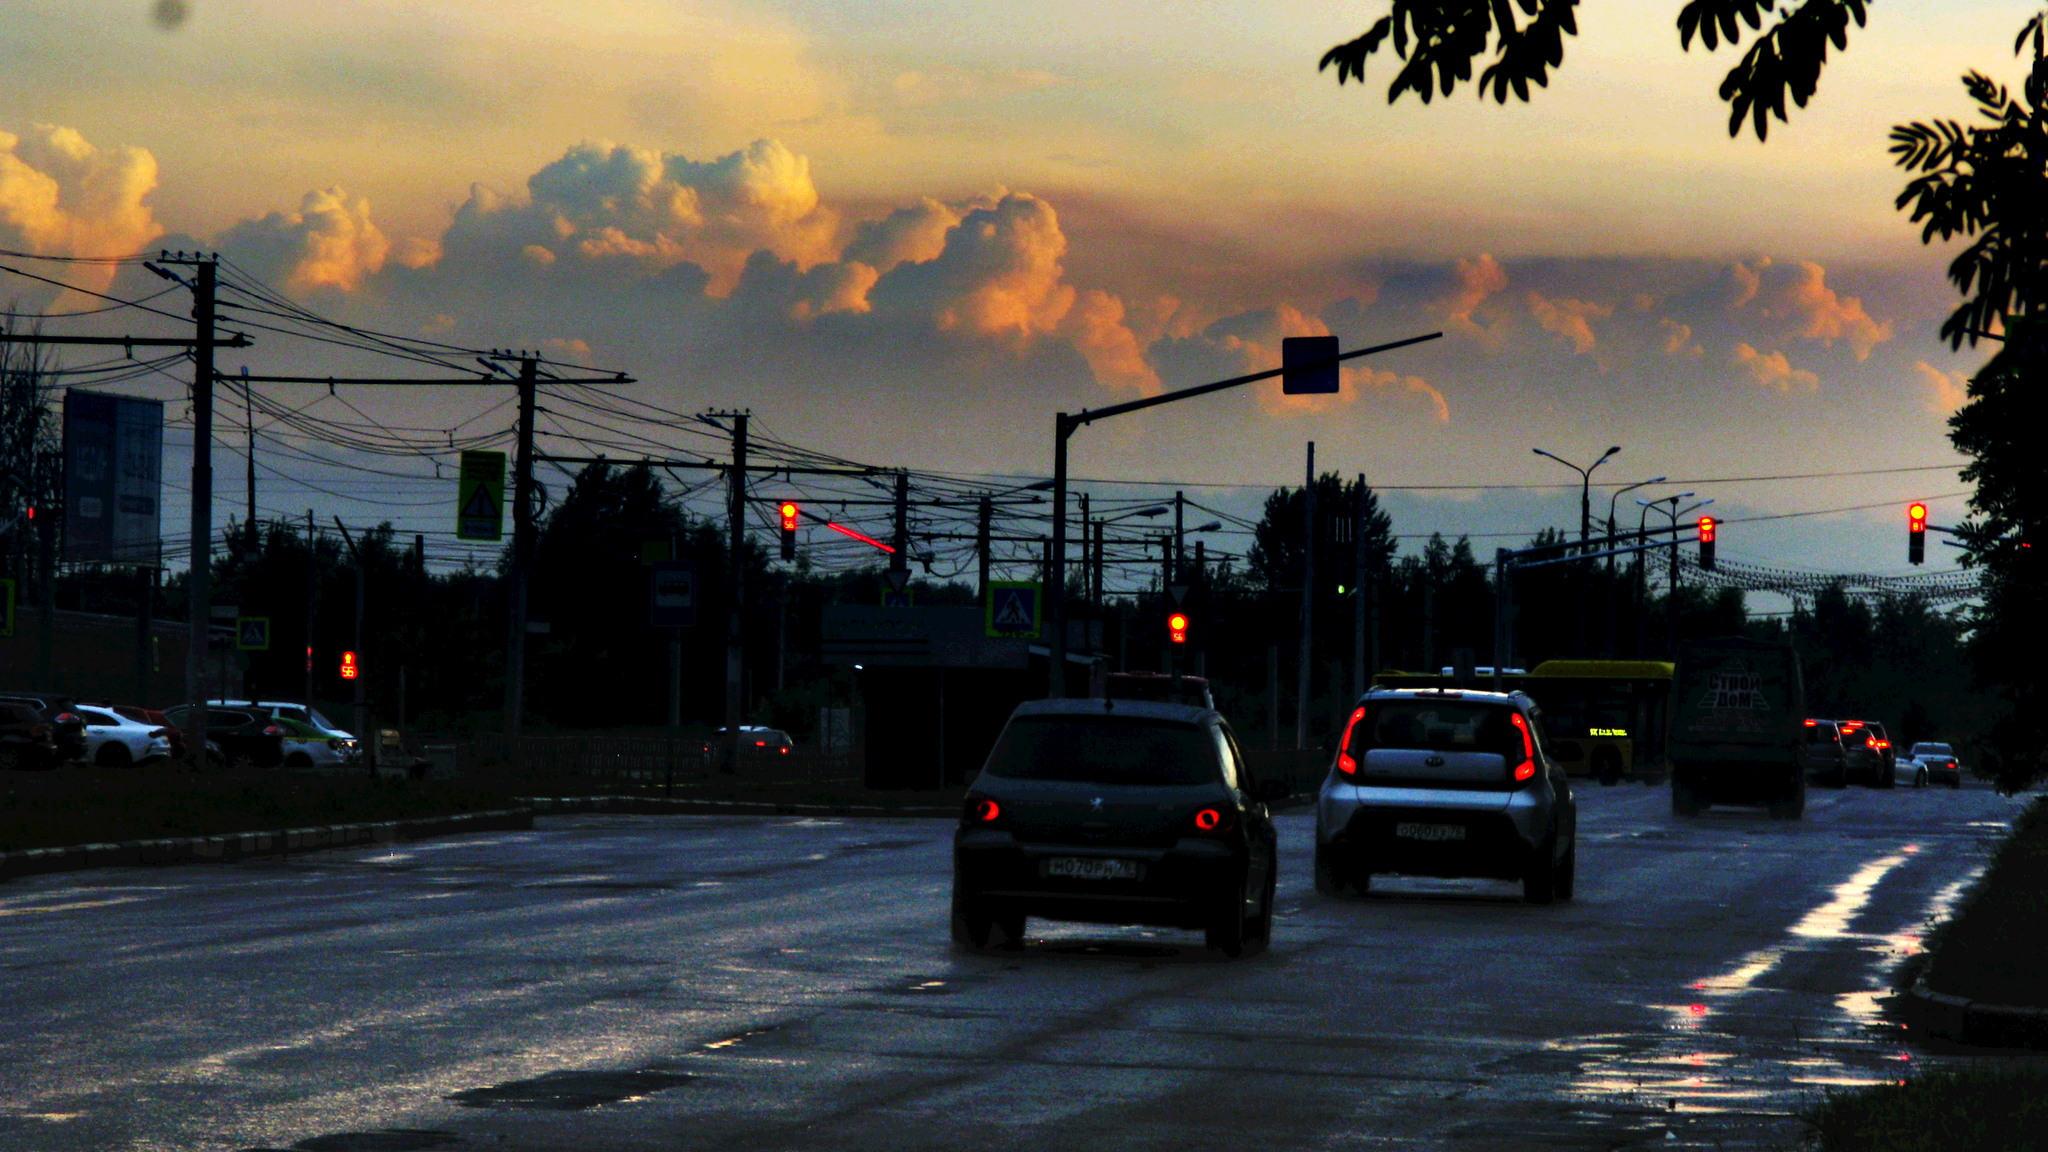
[[0, 808, 535, 883], [516, 795, 958, 818], [1902, 978, 2048, 1050]]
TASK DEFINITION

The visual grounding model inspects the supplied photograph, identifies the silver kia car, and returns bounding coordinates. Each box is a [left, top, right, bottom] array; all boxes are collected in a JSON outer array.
[[1314, 687, 1577, 904]]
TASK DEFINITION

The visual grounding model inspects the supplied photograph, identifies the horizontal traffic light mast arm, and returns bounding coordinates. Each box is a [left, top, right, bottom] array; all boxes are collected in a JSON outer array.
[[1060, 331, 1443, 432], [536, 454, 878, 477], [1507, 534, 1701, 572], [0, 333, 251, 347]]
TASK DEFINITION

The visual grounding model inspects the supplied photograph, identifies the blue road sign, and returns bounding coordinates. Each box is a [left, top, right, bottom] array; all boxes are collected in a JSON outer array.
[[985, 581, 1041, 638], [1282, 335, 1339, 394]]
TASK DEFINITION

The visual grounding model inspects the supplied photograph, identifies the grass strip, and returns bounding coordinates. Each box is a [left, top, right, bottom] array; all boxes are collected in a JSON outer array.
[[1803, 1068, 2048, 1151], [1922, 797, 2048, 1007], [0, 766, 967, 853]]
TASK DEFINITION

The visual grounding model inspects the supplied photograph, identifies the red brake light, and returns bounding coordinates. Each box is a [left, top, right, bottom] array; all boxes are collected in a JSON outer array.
[[56, 712, 80, 726], [1805, 719, 1818, 726], [779, 746, 788, 754], [754, 740, 767, 747], [264, 725, 285, 737], [1335, 706, 1366, 777], [1509, 712, 1538, 782], [966, 797, 1000, 824], [1193, 807, 1234, 834]]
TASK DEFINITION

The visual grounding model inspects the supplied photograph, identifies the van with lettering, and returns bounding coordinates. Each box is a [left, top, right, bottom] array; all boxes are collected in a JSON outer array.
[[1669, 637, 1807, 819]]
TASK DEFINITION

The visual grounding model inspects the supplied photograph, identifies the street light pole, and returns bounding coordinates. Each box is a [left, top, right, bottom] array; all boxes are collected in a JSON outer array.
[[1604, 476, 1665, 657], [1533, 445, 1620, 657]]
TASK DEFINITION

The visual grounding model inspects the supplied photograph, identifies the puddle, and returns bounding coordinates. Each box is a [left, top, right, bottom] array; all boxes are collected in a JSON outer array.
[[445, 1069, 694, 1110], [239, 1130, 463, 1152], [701, 1023, 781, 1050]]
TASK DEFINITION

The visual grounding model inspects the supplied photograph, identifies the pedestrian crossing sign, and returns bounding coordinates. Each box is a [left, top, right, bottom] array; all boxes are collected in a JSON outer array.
[[457, 450, 506, 541], [985, 581, 1041, 638], [235, 616, 271, 651]]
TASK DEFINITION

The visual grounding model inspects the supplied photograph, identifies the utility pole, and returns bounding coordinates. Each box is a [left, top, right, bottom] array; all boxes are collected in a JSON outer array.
[[1173, 490, 1184, 581], [1091, 519, 1104, 610], [892, 471, 909, 563], [1079, 493, 1091, 621], [723, 411, 749, 774], [303, 509, 317, 711], [183, 258, 216, 765], [1296, 442, 1315, 750], [1353, 473, 1367, 701], [243, 372, 257, 551], [976, 496, 992, 607], [504, 357, 538, 743], [36, 453, 53, 685], [136, 545, 155, 707]]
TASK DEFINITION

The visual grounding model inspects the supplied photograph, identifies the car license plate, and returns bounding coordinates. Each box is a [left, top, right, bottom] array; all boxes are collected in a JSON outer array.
[[1394, 822, 1466, 842], [1041, 856, 1144, 881]]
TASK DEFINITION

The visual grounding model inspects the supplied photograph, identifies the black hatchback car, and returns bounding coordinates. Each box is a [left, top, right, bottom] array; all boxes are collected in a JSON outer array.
[[951, 699, 1285, 958], [0, 692, 87, 763], [162, 706, 287, 769], [0, 701, 60, 770]]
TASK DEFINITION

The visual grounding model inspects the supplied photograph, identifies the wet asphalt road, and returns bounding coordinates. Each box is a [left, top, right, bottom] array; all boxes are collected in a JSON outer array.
[[0, 780, 2031, 1152]]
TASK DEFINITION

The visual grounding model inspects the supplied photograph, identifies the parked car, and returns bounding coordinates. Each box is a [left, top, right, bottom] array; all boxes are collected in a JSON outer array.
[[73, 706, 171, 767], [1859, 720, 1898, 785], [208, 700, 359, 761], [1907, 742, 1963, 789], [0, 701, 59, 771], [1315, 686, 1577, 904], [1800, 720, 1850, 788], [0, 692, 88, 763], [712, 726, 794, 760], [952, 698, 1282, 956], [161, 706, 287, 769], [274, 715, 358, 769], [108, 705, 187, 762], [1836, 720, 1887, 787]]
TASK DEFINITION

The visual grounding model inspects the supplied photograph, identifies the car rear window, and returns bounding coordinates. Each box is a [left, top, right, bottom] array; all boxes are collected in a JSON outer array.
[[1806, 724, 1837, 743], [982, 716, 1218, 786], [1915, 743, 1953, 756], [0, 703, 34, 725], [1347, 700, 1525, 761]]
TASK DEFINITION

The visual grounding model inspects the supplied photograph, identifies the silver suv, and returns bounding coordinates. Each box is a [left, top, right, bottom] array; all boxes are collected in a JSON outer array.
[[1314, 687, 1577, 904]]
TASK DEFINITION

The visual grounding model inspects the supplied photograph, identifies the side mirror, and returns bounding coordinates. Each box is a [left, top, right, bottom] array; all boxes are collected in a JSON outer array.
[[1254, 779, 1291, 804]]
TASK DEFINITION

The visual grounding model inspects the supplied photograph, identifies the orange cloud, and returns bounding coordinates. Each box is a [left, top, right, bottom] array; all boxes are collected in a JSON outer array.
[[1442, 253, 1507, 343], [1527, 291, 1612, 354], [1351, 365, 1450, 424], [1062, 288, 1160, 397], [0, 125, 162, 293], [1781, 261, 1893, 360], [1731, 342, 1818, 393], [1659, 318, 1702, 358], [1912, 360, 1969, 414], [1728, 257, 1770, 309]]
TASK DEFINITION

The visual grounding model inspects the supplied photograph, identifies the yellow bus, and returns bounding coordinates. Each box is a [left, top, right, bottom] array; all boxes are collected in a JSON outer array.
[[1370, 660, 1674, 784]]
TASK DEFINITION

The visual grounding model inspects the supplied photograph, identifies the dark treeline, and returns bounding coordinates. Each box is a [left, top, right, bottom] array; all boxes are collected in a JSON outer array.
[[24, 462, 1985, 754]]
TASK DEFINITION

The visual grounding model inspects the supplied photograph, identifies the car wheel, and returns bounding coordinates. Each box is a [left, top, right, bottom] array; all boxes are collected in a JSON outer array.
[[1206, 877, 1250, 957], [1246, 856, 1278, 948], [1874, 766, 1896, 790], [0, 745, 21, 772], [1313, 841, 1350, 898], [284, 752, 314, 768], [1768, 772, 1807, 820], [950, 892, 997, 950], [1553, 839, 1576, 902], [1523, 834, 1559, 905], [1594, 750, 1621, 786], [1949, 778, 1961, 790], [94, 743, 133, 768], [1914, 769, 1927, 789], [1671, 777, 1703, 817]]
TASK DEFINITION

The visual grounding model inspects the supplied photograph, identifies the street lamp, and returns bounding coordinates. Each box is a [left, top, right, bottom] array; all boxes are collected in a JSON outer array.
[[1603, 476, 1666, 656], [1634, 492, 1692, 658], [1533, 444, 1620, 656], [1639, 494, 1712, 655]]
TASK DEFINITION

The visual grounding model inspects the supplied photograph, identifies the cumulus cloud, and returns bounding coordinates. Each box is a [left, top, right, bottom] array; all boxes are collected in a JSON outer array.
[[1442, 253, 1508, 341], [442, 138, 838, 294], [0, 125, 161, 291], [1659, 318, 1702, 358], [1527, 291, 1612, 354], [1731, 342, 1818, 393], [1062, 288, 1160, 397], [1727, 257, 1770, 309], [1780, 261, 1892, 359], [1912, 360, 1969, 414], [1352, 365, 1451, 423], [870, 192, 1076, 341], [219, 187, 390, 293]]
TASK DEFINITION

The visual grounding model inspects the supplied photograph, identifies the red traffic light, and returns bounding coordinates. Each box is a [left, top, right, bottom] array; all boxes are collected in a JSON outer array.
[[1697, 515, 1715, 543], [340, 650, 359, 680], [779, 501, 799, 531], [1167, 611, 1188, 644], [1908, 503, 1927, 530], [1908, 502, 1927, 565]]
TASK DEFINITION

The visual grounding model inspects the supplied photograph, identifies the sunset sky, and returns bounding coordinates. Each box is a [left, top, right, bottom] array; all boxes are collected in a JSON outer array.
[[2, 0, 2024, 589]]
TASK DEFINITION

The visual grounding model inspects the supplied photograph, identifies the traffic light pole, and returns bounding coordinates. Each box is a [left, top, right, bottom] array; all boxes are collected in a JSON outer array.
[[1296, 442, 1315, 750], [1492, 524, 1701, 688], [1047, 331, 1441, 697], [504, 358, 538, 746]]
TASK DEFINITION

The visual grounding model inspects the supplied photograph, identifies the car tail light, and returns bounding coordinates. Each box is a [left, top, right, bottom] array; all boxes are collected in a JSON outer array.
[[263, 725, 285, 738], [30, 723, 49, 739], [56, 712, 81, 727], [1510, 713, 1538, 782], [1804, 719, 1818, 727], [1193, 806, 1236, 834], [964, 795, 1002, 825], [1335, 706, 1366, 777], [148, 727, 169, 738], [779, 746, 788, 755]]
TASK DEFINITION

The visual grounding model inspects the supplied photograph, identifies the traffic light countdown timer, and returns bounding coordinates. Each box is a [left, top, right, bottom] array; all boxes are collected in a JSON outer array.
[[780, 501, 799, 561], [341, 651, 359, 680], [1167, 611, 1189, 645], [1908, 502, 1927, 566]]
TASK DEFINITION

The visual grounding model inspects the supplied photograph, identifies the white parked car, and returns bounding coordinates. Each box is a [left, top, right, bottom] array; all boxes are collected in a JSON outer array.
[[207, 700, 359, 768], [74, 706, 172, 767]]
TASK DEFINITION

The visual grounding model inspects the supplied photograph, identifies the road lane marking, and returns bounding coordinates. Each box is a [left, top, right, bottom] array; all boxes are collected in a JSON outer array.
[[0, 896, 150, 917]]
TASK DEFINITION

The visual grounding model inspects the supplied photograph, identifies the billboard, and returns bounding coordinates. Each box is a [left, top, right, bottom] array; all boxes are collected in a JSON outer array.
[[63, 390, 164, 564]]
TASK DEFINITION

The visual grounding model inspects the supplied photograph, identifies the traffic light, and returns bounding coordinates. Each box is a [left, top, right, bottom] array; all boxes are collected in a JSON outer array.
[[1908, 502, 1927, 565], [1698, 515, 1716, 570], [1167, 611, 1188, 645], [779, 501, 799, 561], [340, 651, 359, 680]]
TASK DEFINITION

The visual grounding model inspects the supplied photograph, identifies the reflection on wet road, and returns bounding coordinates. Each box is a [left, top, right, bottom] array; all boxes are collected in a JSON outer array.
[[0, 781, 2027, 1150]]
